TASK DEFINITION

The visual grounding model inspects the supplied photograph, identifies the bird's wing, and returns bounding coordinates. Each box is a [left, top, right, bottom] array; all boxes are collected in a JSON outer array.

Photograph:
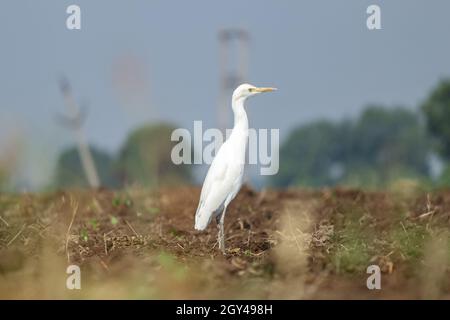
[[197, 143, 230, 209], [195, 142, 239, 230]]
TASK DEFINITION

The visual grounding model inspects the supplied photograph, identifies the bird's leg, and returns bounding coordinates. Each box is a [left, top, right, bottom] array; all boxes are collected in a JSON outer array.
[[219, 219, 225, 254], [218, 206, 227, 254], [216, 218, 222, 251]]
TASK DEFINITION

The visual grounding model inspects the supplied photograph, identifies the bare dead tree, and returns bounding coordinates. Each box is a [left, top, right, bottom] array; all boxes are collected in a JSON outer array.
[[56, 76, 100, 188]]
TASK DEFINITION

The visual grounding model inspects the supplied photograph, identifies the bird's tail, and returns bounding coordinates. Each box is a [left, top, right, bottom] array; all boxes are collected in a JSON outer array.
[[194, 206, 211, 231]]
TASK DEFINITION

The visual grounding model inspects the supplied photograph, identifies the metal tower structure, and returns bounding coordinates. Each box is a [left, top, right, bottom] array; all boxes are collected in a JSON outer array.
[[218, 29, 250, 134]]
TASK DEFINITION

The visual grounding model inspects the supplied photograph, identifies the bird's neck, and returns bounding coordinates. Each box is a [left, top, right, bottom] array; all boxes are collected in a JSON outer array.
[[231, 98, 249, 132]]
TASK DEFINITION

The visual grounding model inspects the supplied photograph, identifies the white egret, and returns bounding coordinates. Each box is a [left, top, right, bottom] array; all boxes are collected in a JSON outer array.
[[194, 83, 276, 254]]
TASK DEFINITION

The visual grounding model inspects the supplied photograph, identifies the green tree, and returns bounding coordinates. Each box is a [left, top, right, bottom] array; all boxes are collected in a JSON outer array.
[[272, 120, 352, 187], [421, 79, 450, 158], [348, 106, 430, 186], [54, 146, 118, 188], [116, 123, 192, 187], [0, 167, 8, 191], [272, 106, 431, 188]]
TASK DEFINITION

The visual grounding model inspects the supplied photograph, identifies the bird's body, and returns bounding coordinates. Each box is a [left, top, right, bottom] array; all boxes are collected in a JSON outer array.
[[194, 83, 276, 254], [195, 96, 248, 231]]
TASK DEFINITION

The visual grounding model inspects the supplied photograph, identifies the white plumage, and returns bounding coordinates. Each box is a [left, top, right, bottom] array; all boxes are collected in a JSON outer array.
[[194, 83, 276, 254]]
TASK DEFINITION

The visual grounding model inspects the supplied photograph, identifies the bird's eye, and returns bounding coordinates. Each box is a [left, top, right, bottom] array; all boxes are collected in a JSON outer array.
[[248, 88, 255, 93]]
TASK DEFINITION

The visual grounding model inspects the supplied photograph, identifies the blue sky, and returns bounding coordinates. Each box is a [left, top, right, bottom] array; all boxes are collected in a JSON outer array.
[[1, 1, 450, 188]]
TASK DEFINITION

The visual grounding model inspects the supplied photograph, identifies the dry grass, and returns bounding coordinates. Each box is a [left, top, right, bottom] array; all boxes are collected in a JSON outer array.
[[0, 186, 449, 299]]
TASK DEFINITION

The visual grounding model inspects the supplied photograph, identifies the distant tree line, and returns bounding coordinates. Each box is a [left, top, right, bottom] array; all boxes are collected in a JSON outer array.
[[272, 79, 450, 188], [53, 123, 191, 189], [53, 79, 450, 190]]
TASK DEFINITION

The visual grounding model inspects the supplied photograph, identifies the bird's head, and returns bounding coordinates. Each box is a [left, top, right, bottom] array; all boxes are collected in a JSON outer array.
[[232, 83, 277, 102]]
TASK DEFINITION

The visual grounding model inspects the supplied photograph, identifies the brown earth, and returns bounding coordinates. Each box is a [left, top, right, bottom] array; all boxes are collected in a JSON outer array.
[[0, 185, 449, 299]]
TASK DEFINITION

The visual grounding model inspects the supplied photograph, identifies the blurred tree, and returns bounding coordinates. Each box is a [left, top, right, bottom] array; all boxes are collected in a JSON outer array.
[[116, 123, 192, 187], [272, 106, 431, 188], [272, 120, 352, 187], [0, 168, 8, 191], [437, 164, 450, 187], [54, 146, 118, 189], [348, 106, 430, 185], [421, 79, 450, 158], [0, 138, 21, 192], [0, 161, 10, 191]]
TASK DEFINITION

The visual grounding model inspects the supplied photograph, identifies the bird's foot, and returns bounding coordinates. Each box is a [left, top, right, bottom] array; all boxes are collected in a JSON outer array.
[[217, 239, 226, 255], [219, 244, 226, 255]]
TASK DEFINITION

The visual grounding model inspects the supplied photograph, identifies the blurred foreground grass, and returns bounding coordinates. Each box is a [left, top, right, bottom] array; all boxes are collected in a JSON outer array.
[[0, 186, 449, 299]]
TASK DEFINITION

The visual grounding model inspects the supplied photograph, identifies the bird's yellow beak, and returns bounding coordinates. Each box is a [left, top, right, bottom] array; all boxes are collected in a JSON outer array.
[[253, 87, 277, 93]]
